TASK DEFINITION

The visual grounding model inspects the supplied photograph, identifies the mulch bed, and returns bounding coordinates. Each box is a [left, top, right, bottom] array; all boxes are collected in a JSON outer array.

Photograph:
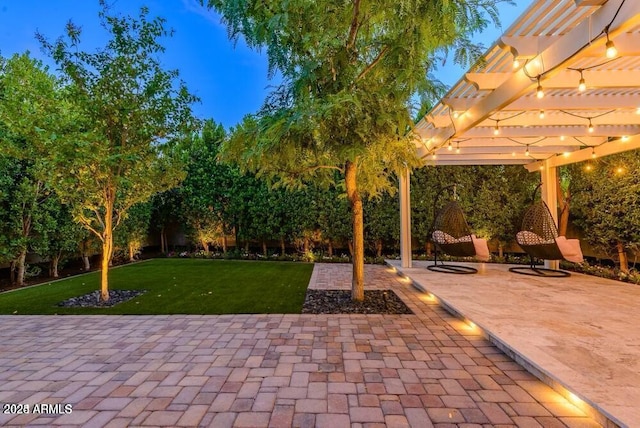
[[56, 289, 147, 308], [302, 289, 413, 315]]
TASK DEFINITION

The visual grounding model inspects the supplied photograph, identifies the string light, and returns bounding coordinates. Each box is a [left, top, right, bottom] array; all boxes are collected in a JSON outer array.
[[578, 70, 586, 92], [621, 135, 630, 142], [536, 76, 544, 99], [591, 147, 597, 158], [452, 111, 460, 119], [493, 121, 500, 135], [585, 164, 593, 172], [447, 140, 453, 151], [539, 110, 545, 119], [432, 152, 437, 160], [560, 135, 566, 141], [525, 145, 530, 156], [588, 119, 594, 133], [456, 142, 461, 154], [513, 58, 520, 68], [605, 29, 618, 58], [511, 151, 516, 157]]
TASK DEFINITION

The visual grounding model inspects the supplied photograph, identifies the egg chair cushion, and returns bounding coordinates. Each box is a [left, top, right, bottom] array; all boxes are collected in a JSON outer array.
[[555, 236, 584, 263], [471, 235, 490, 262]]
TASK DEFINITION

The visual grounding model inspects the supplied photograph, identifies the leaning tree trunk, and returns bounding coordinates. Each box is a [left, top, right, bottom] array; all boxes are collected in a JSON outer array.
[[617, 241, 629, 274], [345, 160, 364, 302]]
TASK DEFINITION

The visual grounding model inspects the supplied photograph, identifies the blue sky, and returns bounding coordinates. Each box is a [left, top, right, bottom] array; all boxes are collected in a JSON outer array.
[[0, 0, 528, 129]]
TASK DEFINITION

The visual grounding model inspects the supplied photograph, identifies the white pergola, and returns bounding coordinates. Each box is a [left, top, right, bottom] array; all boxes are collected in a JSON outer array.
[[400, 0, 640, 268]]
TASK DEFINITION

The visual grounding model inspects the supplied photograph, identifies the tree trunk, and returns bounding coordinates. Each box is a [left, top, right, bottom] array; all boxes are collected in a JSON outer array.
[[222, 235, 227, 254], [303, 237, 310, 253], [245, 241, 249, 253], [498, 243, 504, 259], [376, 239, 383, 258], [160, 227, 166, 253], [280, 237, 286, 256], [618, 241, 629, 274], [50, 251, 61, 278], [557, 179, 570, 236], [201, 239, 210, 253], [100, 195, 115, 302], [16, 249, 27, 286], [262, 240, 267, 256], [345, 160, 364, 302], [128, 242, 136, 262], [348, 240, 354, 257], [83, 255, 91, 271], [425, 242, 432, 256], [9, 260, 16, 284], [328, 240, 334, 257]]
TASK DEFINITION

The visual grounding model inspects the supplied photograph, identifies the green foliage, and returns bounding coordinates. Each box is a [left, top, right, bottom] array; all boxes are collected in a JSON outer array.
[[0, 53, 65, 283], [466, 165, 537, 246], [115, 201, 153, 260], [179, 119, 232, 251], [35, 2, 197, 298], [206, 0, 507, 298], [569, 153, 640, 259]]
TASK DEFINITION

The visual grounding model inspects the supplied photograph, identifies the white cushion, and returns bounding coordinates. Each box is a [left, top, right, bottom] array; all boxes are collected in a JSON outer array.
[[471, 236, 490, 262], [555, 236, 584, 263]]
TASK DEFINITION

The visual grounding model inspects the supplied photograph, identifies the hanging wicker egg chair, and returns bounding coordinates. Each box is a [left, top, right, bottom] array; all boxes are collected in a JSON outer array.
[[428, 185, 490, 274], [509, 183, 583, 277]]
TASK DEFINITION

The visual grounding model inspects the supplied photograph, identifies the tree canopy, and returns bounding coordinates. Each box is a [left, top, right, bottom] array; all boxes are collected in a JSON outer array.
[[204, 0, 509, 300], [37, 1, 198, 301]]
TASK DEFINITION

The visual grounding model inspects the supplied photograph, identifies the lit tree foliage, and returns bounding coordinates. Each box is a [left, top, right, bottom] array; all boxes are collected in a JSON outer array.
[[0, 53, 63, 286], [569, 153, 640, 273], [37, 2, 197, 301], [204, 0, 508, 300]]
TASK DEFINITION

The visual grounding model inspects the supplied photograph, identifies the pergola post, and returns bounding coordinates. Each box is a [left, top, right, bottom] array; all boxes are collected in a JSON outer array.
[[399, 168, 412, 268], [540, 161, 559, 270]]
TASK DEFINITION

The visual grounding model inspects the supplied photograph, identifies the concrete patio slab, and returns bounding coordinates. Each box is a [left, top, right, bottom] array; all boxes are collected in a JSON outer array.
[[0, 263, 601, 427], [388, 259, 638, 428]]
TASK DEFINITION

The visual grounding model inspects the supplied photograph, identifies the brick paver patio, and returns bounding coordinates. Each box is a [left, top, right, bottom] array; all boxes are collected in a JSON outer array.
[[0, 263, 599, 427]]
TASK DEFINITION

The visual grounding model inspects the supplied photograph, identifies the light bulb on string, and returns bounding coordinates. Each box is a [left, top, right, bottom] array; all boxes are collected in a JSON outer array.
[[455, 142, 460, 154], [539, 110, 545, 119], [578, 70, 586, 92], [536, 77, 544, 99], [591, 147, 597, 158], [447, 140, 453, 151], [588, 119, 594, 133], [493, 122, 500, 136], [605, 31, 618, 58], [525, 145, 530, 157], [621, 135, 630, 142]]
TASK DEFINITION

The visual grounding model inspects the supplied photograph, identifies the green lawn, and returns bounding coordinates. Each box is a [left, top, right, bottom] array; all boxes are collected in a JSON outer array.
[[0, 259, 314, 315]]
